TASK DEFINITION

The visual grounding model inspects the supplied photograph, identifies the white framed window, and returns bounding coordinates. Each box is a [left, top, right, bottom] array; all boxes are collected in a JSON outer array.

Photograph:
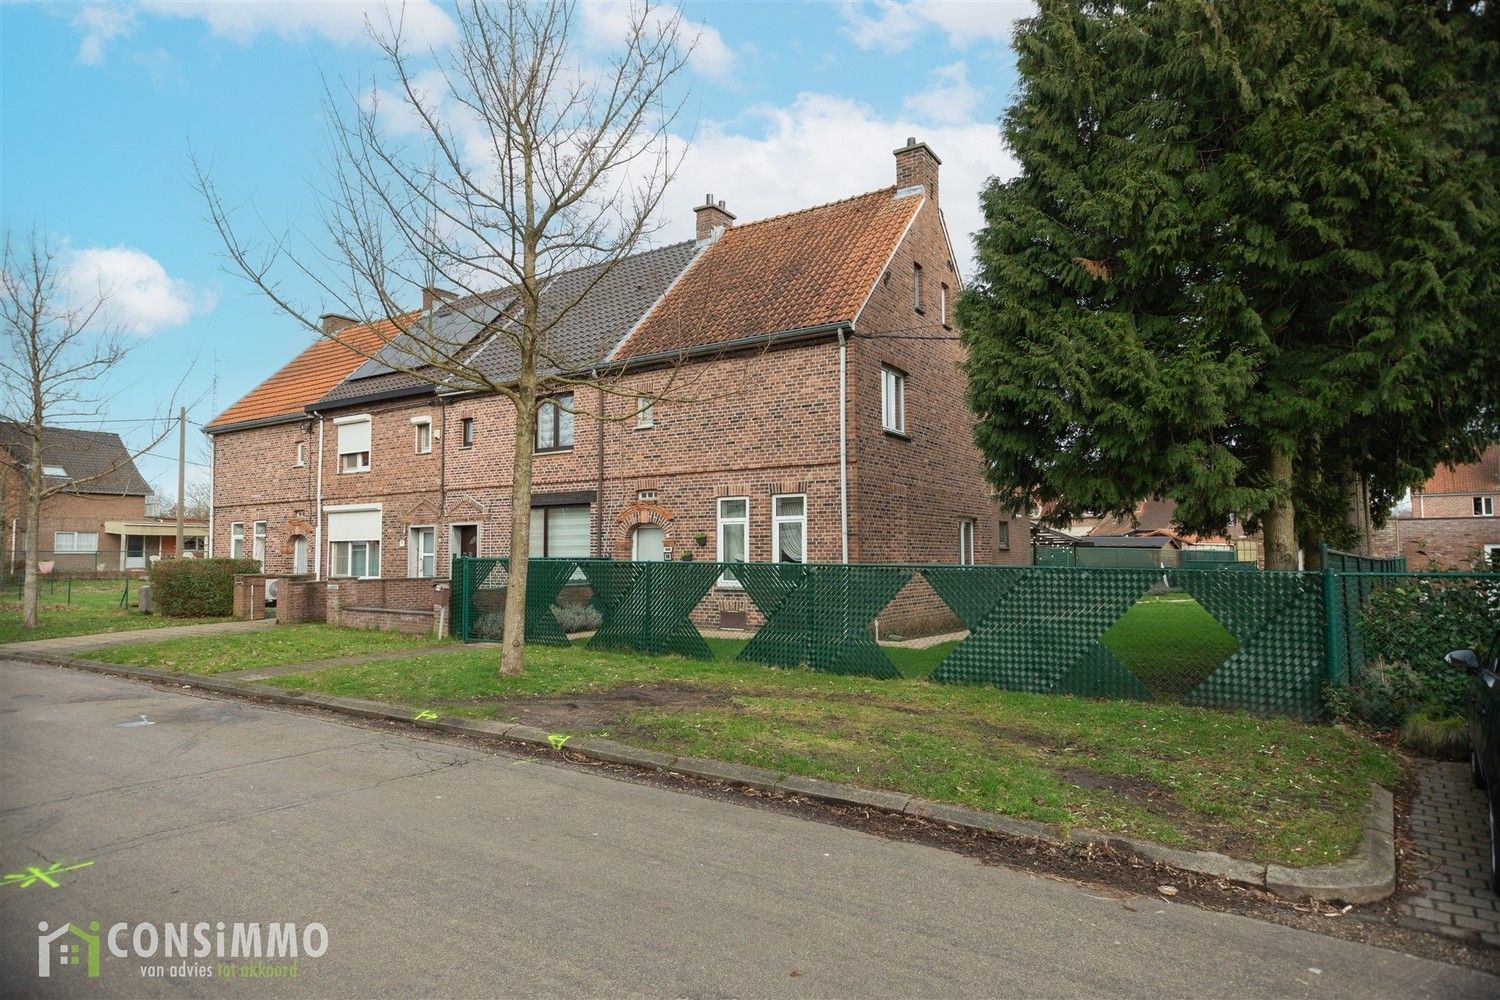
[[529, 504, 590, 557], [331, 540, 380, 578], [327, 504, 382, 578], [412, 417, 432, 455], [959, 519, 975, 565], [772, 494, 806, 564], [881, 365, 906, 434], [536, 394, 575, 452], [1474, 496, 1495, 517], [53, 531, 99, 553], [408, 525, 436, 578], [913, 263, 924, 312], [635, 395, 654, 429], [335, 415, 372, 473], [717, 497, 748, 587], [294, 441, 306, 467], [1484, 543, 1500, 570], [230, 522, 245, 559], [252, 521, 267, 564]]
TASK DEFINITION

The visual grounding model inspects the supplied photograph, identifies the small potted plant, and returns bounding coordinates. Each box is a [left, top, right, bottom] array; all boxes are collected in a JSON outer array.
[[679, 550, 695, 561], [694, 531, 708, 548]]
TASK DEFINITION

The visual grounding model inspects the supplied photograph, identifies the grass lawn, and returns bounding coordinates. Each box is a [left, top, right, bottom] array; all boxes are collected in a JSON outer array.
[[88, 623, 457, 675], [0, 578, 233, 644], [262, 637, 1398, 867], [1101, 594, 1241, 696]]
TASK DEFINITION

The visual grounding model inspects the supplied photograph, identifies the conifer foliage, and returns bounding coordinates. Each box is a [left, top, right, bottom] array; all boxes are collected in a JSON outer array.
[[959, 0, 1498, 566]]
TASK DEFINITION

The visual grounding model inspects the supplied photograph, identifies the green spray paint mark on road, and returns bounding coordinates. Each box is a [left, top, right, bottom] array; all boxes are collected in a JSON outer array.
[[548, 733, 570, 750], [414, 710, 439, 721], [3, 861, 94, 889]]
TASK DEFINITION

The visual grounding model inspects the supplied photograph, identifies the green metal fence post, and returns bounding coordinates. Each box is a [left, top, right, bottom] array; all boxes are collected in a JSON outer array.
[[1321, 544, 1342, 687]]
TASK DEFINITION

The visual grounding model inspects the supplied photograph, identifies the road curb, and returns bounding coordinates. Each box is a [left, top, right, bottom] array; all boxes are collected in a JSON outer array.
[[12, 650, 1396, 904]]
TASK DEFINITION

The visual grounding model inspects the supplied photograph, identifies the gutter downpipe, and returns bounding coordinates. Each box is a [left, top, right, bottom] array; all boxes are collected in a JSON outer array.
[[206, 436, 215, 558], [314, 416, 325, 580], [838, 327, 849, 564]]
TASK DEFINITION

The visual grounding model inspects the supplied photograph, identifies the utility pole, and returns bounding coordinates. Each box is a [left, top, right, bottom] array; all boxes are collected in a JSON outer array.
[[175, 406, 185, 558]]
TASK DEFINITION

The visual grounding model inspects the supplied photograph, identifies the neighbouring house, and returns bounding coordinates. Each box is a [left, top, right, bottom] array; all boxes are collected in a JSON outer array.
[[205, 138, 1028, 634], [0, 423, 202, 574], [1049, 498, 1260, 565], [1373, 447, 1500, 569]]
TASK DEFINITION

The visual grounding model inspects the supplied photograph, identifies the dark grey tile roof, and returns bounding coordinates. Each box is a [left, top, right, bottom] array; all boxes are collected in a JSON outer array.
[[0, 423, 152, 496], [312, 241, 699, 409]]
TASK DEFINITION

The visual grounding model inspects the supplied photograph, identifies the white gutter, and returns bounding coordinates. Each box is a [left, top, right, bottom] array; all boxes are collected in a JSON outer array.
[[838, 328, 849, 564], [206, 437, 215, 558], [314, 417, 325, 579]]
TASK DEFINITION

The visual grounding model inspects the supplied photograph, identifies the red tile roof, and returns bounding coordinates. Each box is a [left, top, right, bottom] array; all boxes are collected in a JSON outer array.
[[206, 315, 412, 430], [1420, 446, 1500, 495], [613, 187, 922, 359]]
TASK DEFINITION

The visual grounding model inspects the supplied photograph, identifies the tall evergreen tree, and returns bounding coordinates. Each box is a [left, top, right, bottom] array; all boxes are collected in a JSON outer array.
[[959, 0, 1498, 568]]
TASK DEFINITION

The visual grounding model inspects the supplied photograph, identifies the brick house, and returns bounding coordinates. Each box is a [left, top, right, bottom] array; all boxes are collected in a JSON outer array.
[[0, 423, 197, 574], [206, 139, 1027, 631], [1372, 447, 1500, 569]]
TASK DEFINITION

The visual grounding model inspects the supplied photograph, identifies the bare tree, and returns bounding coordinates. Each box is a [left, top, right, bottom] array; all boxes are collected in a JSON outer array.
[[0, 228, 179, 627], [195, 0, 699, 676]]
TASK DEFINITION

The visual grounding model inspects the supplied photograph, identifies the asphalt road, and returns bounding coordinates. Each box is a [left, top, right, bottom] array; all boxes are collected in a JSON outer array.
[[0, 659, 1494, 999]]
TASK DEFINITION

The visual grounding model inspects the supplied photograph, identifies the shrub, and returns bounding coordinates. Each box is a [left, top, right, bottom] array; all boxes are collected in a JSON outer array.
[[1354, 577, 1498, 720], [551, 602, 602, 634], [1328, 657, 1429, 728], [1400, 708, 1470, 761], [148, 558, 260, 617]]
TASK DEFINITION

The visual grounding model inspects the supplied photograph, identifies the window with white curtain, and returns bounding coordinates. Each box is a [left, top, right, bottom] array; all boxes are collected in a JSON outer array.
[[336, 415, 372, 473], [717, 497, 748, 586], [413, 418, 432, 455], [230, 522, 245, 559], [53, 531, 99, 552], [536, 395, 575, 452], [252, 521, 267, 563], [529, 505, 590, 557], [772, 495, 805, 564]]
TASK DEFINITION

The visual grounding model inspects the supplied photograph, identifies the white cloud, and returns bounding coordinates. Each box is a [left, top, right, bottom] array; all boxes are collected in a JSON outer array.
[[65, 247, 216, 335], [73, 1, 458, 63], [903, 61, 982, 125], [840, 1, 1033, 54], [577, 1, 737, 83], [662, 92, 1017, 277], [72, 3, 136, 64]]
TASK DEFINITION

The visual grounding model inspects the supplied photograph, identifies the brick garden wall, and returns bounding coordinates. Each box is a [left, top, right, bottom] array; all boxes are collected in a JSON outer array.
[[1372, 516, 1500, 570]]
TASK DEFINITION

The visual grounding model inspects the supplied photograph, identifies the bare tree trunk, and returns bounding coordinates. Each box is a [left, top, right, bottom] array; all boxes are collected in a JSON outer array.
[[1262, 446, 1299, 570], [22, 430, 41, 628], [501, 380, 537, 677], [1342, 466, 1372, 556]]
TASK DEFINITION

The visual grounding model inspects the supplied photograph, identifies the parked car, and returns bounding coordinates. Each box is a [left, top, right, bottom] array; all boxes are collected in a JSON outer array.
[[1448, 629, 1500, 893]]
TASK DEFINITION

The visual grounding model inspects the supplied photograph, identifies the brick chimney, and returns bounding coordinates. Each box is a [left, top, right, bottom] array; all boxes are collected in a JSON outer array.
[[894, 137, 941, 204], [320, 313, 358, 336], [693, 194, 735, 242], [422, 286, 458, 311]]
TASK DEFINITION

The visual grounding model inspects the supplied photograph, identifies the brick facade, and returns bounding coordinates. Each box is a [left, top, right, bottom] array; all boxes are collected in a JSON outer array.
[[208, 141, 1029, 635], [1372, 448, 1500, 570], [2, 459, 147, 574]]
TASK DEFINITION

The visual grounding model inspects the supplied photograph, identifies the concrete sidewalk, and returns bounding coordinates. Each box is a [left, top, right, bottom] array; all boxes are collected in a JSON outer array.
[[0, 618, 275, 658]]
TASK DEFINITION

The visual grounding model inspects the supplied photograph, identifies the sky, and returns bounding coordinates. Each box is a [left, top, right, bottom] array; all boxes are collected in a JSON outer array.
[[0, 0, 1029, 495]]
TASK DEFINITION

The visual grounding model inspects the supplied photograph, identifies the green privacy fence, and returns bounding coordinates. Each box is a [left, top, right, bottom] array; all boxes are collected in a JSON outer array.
[[455, 556, 1422, 719]]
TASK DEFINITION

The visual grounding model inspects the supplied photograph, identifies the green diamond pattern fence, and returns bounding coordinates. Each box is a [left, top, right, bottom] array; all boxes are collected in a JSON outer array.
[[449, 553, 1494, 720]]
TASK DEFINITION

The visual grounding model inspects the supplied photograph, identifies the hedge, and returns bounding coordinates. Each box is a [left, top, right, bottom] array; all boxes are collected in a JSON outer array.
[[148, 558, 261, 617]]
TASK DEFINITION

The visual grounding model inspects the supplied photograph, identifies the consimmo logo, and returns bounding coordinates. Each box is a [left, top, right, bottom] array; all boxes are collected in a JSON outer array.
[[36, 920, 329, 980]]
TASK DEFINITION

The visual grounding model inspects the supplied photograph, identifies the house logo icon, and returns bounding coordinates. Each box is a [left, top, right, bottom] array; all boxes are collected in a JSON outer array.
[[37, 921, 100, 978]]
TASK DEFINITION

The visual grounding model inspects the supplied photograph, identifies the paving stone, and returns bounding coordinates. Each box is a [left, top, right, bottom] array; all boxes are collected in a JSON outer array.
[[1397, 761, 1500, 940]]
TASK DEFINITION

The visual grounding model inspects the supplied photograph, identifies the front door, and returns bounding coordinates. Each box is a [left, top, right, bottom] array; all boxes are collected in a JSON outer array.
[[292, 535, 308, 575], [125, 535, 146, 570], [453, 524, 479, 559], [632, 524, 665, 562]]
